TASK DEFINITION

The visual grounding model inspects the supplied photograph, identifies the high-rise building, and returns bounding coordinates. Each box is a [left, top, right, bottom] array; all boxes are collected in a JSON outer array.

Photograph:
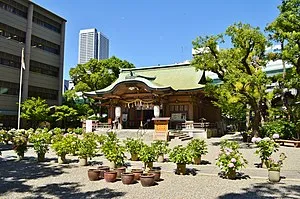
[[78, 28, 109, 64], [0, 0, 66, 128]]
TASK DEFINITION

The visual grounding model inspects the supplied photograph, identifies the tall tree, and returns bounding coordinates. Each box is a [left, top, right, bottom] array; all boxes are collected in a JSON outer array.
[[51, 105, 78, 130], [267, 0, 300, 139], [192, 23, 271, 136], [20, 97, 50, 128], [70, 56, 135, 92]]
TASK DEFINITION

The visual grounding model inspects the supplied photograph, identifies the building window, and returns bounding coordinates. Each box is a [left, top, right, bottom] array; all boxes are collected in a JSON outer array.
[[28, 86, 58, 100], [0, 80, 19, 95], [0, 51, 21, 69], [0, 22, 26, 43], [0, 0, 27, 18], [30, 60, 59, 77], [31, 35, 60, 55], [33, 11, 61, 33]]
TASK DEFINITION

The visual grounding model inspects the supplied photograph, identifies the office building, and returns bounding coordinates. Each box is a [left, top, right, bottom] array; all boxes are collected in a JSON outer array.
[[0, 0, 66, 128], [78, 28, 109, 64]]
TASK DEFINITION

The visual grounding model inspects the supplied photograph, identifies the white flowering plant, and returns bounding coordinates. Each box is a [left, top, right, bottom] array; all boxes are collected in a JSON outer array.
[[29, 128, 52, 155], [51, 133, 78, 156], [253, 136, 279, 163], [77, 132, 98, 159], [216, 140, 247, 177]]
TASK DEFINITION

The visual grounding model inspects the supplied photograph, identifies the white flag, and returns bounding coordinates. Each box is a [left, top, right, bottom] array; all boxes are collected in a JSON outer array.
[[21, 48, 25, 70]]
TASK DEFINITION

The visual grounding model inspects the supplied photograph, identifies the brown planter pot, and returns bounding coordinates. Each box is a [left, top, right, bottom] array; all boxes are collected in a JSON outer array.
[[115, 167, 126, 178], [88, 169, 101, 181], [104, 171, 117, 182], [131, 153, 139, 161], [194, 156, 201, 165], [98, 166, 110, 178], [140, 173, 155, 187], [227, 169, 236, 180], [148, 169, 161, 181], [37, 153, 46, 162], [121, 173, 134, 185], [131, 169, 143, 181], [176, 163, 186, 175]]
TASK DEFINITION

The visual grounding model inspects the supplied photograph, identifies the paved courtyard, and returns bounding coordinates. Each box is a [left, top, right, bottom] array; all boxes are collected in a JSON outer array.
[[1, 132, 300, 199]]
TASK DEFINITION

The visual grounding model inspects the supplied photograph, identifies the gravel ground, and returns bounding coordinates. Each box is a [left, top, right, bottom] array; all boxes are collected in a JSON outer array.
[[1, 132, 300, 199]]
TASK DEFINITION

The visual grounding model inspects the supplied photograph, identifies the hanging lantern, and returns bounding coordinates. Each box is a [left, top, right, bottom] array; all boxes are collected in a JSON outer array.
[[154, 105, 160, 118], [115, 106, 121, 118]]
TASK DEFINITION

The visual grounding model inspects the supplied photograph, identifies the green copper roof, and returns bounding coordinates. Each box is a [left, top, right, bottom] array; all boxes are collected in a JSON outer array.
[[90, 63, 205, 95]]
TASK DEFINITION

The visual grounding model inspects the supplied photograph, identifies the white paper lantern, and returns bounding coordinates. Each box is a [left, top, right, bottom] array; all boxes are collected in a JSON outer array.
[[115, 106, 121, 118], [154, 105, 160, 118]]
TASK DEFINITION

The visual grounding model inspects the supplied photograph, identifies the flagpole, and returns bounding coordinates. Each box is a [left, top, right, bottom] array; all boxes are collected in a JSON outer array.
[[17, 47, 25, 129]]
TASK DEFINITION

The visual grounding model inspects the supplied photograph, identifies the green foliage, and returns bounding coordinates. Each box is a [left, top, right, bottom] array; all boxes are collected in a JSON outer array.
[[138, 144, 157, 163], [20, 97, 50, 128], [51, 105, 78, 129], [0, 129, 13, 144], [187, 139, 208, 158], [124, 138, 144, 155], [96, 134, 107, 145], [253, 137, 279, 161], [151, 140, 170, 156], [169, 145, 193, 164], [101, 132, 125, 166], [29, 128, 52, 155], [260, 120, 296, 139], [70, 56, 134, 92], [216, 140, 247, 176], [77, 132, 98, 158], [192, 23, 271, 135], [267, 153, 287, 171], [51, 133, 78, 156]]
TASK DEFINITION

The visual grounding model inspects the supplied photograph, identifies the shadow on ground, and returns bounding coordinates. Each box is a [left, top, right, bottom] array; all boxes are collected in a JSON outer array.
[[23, 182, 125, 199], [0, 158, 64, 194], [218, 183, 300, 199]]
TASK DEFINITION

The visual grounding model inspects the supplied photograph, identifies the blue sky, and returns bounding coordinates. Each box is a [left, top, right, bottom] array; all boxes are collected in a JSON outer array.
[[32, 0, 281, 79]]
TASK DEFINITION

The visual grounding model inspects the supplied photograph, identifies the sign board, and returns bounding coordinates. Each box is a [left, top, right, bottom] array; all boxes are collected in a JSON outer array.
[[152, 117, 170, 141]]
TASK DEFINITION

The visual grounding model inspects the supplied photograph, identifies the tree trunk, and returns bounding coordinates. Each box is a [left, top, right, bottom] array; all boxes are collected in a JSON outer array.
[[252, 106, 261, 137]]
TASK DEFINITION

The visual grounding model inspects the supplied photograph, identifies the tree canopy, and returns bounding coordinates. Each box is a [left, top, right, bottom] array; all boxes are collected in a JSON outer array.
[[192, 23, 271, 136], [70, 56, 135, 92]]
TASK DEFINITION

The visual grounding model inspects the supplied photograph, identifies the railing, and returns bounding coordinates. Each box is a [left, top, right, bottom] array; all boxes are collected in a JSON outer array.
[[177, 122, 217, 130]]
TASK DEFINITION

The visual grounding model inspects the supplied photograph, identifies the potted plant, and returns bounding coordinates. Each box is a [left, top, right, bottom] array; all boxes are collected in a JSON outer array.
[[29, 128, 51, 162], [101, 132, 125, 169], [77, 132, 98, 166], [151, 140, 170, 163], [216, 140, 247, 179], [124, 138, 144, 161], [11, 129, 29, 160], [187, 138, 208, 165], [169, 145, 193, 175], [267, 153, 287, 183], [138, 144, 157, 171], [0, 129, 13, 144], [253, 137, 279, 168], [51, 132, 78, 164]]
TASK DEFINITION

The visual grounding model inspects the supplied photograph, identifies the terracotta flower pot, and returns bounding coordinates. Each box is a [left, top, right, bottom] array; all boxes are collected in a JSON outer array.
[[131, 153, 139, 161], [194, 156, 201, 165], [115, 167, 126, 178], [176, 163, 186, 175], [98, 166, 110, 178], [88, 169, 101, 181], [121, 173, 134, 185], [140, 173, 155, 187], [131, 169, 143, 181], [104, 171, 117, 182], [148, 169, 161, 181], [268, 169, 280, 183]]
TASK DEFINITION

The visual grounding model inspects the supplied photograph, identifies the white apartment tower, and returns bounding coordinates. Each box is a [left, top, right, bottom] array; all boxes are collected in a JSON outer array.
[[78, 28, 109, 64]]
